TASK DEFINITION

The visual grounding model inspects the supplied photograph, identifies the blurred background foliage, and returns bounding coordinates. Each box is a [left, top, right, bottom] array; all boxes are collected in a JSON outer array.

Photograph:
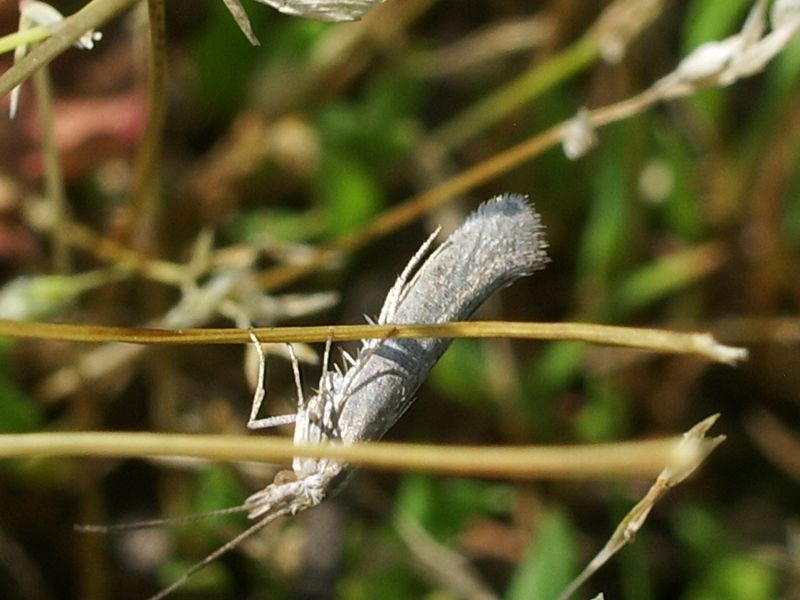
[[0, 0, 798, 599]]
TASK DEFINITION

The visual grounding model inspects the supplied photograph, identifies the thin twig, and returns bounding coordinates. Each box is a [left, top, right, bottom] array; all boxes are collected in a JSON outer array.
[[0, 320, 747, 364], [128, 0, 167, 228], [22, 209, 187, 284], [431, 34, 598, 150], [257, 86, 657, 293], [396, 513, 499, 600], [0, 25, 51, 55], [31, 64, 70, 272], [431, 0, 667, 149], [256, 121, 565, 291], [556, 415, 725, 600], [0, 0, 138, 97]]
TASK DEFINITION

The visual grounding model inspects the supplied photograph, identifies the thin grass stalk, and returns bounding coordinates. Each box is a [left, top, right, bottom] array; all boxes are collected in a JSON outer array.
[[0, 319, 747, 364], [256, 121, 564, 290], [128, 0, 167, 229], [0, 429, 712, 480], [432, 33, 598, 150], [431, 0, 669, 150], [31, 65, 70, 271], [23, 215, 186, 283], [0, 0, 138, 97], [0, 25, 50, 55], [254, 83, 667, 294]]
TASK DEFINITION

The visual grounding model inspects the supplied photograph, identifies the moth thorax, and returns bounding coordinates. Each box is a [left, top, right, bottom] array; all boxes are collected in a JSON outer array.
[[273, 469, 298, 485]]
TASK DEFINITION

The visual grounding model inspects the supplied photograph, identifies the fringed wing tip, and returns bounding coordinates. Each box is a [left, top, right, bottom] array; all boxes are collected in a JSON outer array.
[[474, 193, 550, 273]]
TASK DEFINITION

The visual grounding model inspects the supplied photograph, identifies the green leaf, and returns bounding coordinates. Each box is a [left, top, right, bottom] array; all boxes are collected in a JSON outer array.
[[612, 244, 720, 314], [429, 340, 488, 406], [193, 465, 247, 520], [0, 345, 41, 432], [680, 0, 752, 122], [340, 562, 423, 600], [673, 505, 735, 563], [0, 374, 41, 433], [224, 206, 327, 244], [766, 30, 800, 100], [158, 558, 232, 597], [577, 123, 637, 312], [523, 342, 585, 439], [0, 271, 118, 321], [682, 0, 753, 53], [527, 342, 585, 398], [192, 0, 266, 116], [646, 124, 706, 241], [395, 474, 514, 541], [316, 74, 424, 168], [505, 509, 577, 600], [673, 506, 777, 600], [315, 152, 383, 237], [684, 555, 777, 600], [573, 378, 630, 443], [193, 6, 328, 117]]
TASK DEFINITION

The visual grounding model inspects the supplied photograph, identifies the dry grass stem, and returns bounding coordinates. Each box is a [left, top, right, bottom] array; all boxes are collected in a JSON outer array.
[[432, 0, 668, 149], [396, 513, 500, 600], [0, 426, 716, 480], [0, 0, 138, 97], [127, 0, 168, 226], [0, 25, 51, 55], [408, 16, 553, 78], [0, 1, 791, 597], [0, 319, 748, 364], [31, 64, 70, 272], [556, 415, 726, 600]]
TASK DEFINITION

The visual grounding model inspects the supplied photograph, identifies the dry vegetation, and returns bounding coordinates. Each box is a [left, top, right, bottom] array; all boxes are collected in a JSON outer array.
[[0, 1, 798, 599]]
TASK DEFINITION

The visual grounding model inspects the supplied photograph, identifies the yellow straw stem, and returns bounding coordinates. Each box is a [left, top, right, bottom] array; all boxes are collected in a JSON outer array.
[[0, 429, 716, 480], [0, 319, 748, 364]]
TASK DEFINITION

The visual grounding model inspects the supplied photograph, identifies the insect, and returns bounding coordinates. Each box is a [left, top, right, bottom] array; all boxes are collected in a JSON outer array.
[[257, 0, 386, 22], [149, 193, 548, 599]]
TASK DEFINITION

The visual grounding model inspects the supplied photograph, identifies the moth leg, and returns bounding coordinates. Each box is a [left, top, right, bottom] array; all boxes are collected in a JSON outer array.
[[247, 330, 297, 430], [146, 508, 290, 600], [379, 227, 441, 323], [285, 342, 306, 410], [318, 331, 333, 400], [317, 331, 341, 435], [335, 337, 384, 413]]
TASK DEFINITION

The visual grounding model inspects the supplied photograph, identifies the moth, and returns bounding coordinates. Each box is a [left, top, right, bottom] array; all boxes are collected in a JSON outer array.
[[149, 193, 548, 599], [256, 0, 386, 21], [222, 0, 387, 46]]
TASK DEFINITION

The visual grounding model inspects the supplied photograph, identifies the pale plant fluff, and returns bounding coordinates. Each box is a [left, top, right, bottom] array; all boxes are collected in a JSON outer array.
[[10, 0, 101, 118], [256, 0, 385, 21], [150, 193, 547, 599]]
